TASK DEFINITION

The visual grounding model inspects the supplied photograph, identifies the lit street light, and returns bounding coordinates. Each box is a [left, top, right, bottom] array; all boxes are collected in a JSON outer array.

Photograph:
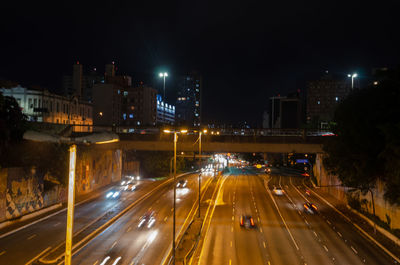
[[163, 128, 187, 265], [348, 73, 358, 89], [159, 72, 168, 99], [197, 129, 207, 218]]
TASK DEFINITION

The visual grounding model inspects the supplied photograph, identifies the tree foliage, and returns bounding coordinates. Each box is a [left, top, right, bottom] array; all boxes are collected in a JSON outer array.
[[323, 68, 400, 204]]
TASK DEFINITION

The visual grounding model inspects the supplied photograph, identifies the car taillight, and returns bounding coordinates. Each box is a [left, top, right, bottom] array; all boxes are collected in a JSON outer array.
[[304, 204, 308, 209], [250, 218, 254, 226], [240, 216, 243, 225], [312, 205, 317, 210]]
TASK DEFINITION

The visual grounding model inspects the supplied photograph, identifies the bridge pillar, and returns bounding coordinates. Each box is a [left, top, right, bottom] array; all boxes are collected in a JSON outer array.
[[314, 153, 325, 186]]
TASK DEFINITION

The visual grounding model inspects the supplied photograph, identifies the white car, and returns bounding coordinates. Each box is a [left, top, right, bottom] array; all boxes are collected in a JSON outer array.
[[272, 187, 284, 196]]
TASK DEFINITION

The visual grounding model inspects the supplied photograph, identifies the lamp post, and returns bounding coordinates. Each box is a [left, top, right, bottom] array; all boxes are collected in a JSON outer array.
[[347, 73, 358, 89], [198, 129, 207, 218], [159, 72, 168, 99], [163, 128, 187, 265]]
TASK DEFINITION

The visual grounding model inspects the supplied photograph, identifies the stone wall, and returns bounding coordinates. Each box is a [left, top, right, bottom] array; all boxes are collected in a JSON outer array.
[[0, 145, 122, 223]]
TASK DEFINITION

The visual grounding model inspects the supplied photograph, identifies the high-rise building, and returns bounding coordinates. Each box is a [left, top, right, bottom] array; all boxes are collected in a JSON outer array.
[[121, 83, 157, 126], [306, 74, 351, 128], [63, 62, 103, 102], [280, 97, 302, 129], [176, 72, 202, 127], [92, 83, 123, 126]]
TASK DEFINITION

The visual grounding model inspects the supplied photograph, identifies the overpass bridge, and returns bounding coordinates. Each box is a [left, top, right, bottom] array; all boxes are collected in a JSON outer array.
[[73, 127, 328, 153]]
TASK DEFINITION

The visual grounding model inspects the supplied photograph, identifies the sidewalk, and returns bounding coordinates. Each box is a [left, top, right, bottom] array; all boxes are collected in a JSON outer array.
[[307, 181, 400, 261]]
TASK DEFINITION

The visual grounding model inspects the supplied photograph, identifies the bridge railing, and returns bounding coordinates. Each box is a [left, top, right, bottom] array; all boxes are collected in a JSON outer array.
[[70, 125, 332, 137]]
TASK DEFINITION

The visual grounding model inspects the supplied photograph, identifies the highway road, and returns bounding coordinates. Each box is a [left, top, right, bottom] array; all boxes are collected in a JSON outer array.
[[69, 171, 213, 265], [198, 167, 397, 265], [0, 172, 210, 265]]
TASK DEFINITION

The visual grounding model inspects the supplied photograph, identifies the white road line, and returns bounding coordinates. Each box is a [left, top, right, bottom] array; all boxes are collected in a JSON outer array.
[[93, 261, 98, 265], [232, 216, 234, 221], [327, 220, 331, 225], [24, 246, 51, 265], [53, 222, 61, 227], [263, 242, 266, 248], [231, 226, 233, 232], [27, 234, 37, 240], [313, 231, 318, 237], [323, 245, 329, 252], [337, 231, 342, 237], [351, 246, 358, 254], [111, 241, 117, 249], [305, 220, 309, 225], [164, 216, 168, 222], [0, 251, 5, 256], [127, 226, 132, 232], [305, 185, 400, 263], [230, 241, 232, 247], [266, 181, 300, 251]]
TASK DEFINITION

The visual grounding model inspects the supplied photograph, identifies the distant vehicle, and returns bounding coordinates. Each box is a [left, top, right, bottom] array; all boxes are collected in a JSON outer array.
[[176, 179, 187, 188], [138, 211, 156, 228], [272, 186, 284, 196], [240, 215, 255, 229], [106, 189, 121, 199], [265, 168, 271, 174], [305, 190, 311, 196], [303, 202, 318, 214], [122, 183, 137, 191]]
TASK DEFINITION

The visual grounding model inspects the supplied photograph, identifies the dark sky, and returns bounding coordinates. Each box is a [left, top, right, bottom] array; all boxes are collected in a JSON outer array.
[[1, 1, 400, 125]]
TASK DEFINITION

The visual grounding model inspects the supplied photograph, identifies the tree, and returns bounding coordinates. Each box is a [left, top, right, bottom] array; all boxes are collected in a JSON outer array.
[[0, 93, 27, 155], [323, 68, 400, 212]]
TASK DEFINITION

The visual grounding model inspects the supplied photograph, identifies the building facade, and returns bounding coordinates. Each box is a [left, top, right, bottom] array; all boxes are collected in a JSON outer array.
[[156, 95, 175, 125], [62, 62, 103, 102], [306, 76, 351, 128], [92, 83, 123, 126], [176, 72, 202, 127], [0, 85, 93, 129]]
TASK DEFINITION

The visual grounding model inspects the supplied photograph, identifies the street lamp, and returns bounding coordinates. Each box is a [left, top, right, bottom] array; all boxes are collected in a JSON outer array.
[[159, 72, 168, 99], [347, 73, 358, 89], [197, 129, 207, 218], [163, 128, 187, 265]]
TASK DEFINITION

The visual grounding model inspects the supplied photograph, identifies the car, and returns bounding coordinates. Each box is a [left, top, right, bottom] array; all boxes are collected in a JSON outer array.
[[122, 183, 137, 191], [272, 186, 284, 196], [303, 202, 318, 214], [176, 179, 187, 188], [239, 215, 255, 229], [106, 189, 121, 199], [265, 168, 271, 174], [138, 211, 156, 228]]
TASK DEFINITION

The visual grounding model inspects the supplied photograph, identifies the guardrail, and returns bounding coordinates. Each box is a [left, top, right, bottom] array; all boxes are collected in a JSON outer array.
[[69, 125, 333, 137]]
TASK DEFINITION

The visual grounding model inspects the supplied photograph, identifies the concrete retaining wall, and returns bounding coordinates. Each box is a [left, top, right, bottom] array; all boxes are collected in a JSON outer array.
[[315, 153, 400, 230], [0, 145, 122, 223]]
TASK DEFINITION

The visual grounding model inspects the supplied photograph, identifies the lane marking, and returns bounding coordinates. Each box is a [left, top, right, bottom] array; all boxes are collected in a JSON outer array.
[[27, 234, 37, 240], [230, 241, 232, 247], [260, 228, 263, 232], [24, 246, 51, 265], [53, 222, 61, 227], [327, 220, 331, 225], [164, 216, 168, 222], [0, 251, 5, 256], [323, 245, 329, 252], [351, 246, 358, 254], [229, 259, 232, 265], [110, 241, 117, 250], [127, 226, 132, 232], [263, 242, 266, 248], [313, 231, 318, 237], [305, 184, 400, 263], [232, 216, 234, 221], [93, 261, 98, 265], [266, 180, 300, 251], [337, 232, 342, 237], [231, 226, 233, 232]]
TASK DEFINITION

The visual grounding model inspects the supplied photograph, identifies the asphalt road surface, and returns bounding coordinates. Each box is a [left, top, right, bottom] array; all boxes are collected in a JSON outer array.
[[198, 167, 396, 265]]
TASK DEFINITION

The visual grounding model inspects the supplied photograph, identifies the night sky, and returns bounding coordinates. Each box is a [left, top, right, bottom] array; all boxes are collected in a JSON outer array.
[[1, 1, 399, 125]]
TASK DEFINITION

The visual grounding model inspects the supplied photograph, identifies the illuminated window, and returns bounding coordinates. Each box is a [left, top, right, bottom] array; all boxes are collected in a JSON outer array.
[[317, 101, 320, 105], [335, 97, 339, 101]]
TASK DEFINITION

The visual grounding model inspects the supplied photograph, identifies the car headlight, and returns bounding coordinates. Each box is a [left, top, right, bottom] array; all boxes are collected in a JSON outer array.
[[106, 192, 113, 198], [112, 192, 120, 198]]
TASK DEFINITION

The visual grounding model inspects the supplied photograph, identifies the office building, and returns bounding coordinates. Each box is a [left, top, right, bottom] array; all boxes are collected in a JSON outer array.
[[306, 75, 351, 128], [62, 62, 103, 102], [176, 72, 202, 127], [156, 95, 175, 125], [0, 85, 93, 130], [92, 83, 123, 126]]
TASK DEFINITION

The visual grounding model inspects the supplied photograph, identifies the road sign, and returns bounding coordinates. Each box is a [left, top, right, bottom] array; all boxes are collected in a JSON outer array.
[[296, 159, 309, 164]]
